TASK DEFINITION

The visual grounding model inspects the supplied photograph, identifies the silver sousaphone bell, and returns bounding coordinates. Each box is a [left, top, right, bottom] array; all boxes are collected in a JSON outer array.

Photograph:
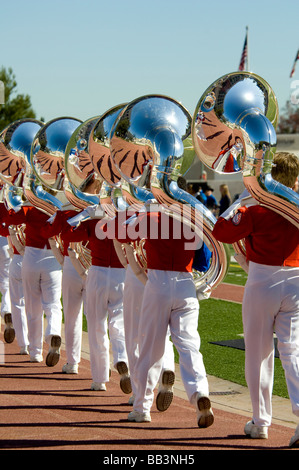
[[0, 118, 44, 207], [25, 116, 82, 263], [64, 115, 102, 210], [63, 116, 104, 276], [192, 71, 299, 232], [110, 94, 231, 297], [88, 103, 129, 216], [0, 118, 44, 253], [67, 104, 129, 225], [87, 104, 140, 272], [25, 116, 82, 215]]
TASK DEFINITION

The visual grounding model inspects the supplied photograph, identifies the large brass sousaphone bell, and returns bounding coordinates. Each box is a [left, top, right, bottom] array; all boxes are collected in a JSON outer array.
[[110, 94, 231, 297]]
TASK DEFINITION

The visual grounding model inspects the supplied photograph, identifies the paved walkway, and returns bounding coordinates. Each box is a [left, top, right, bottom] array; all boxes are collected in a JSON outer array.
[[0, 282, 297, 452]]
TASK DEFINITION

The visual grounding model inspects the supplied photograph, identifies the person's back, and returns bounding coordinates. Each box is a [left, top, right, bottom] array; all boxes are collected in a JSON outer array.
[[141, 211, 197, 272], [213, 203, 299, 266], [212, 151, 299, 447], [213, 153, 299, 266], [7, 206, 52, 249], [111, 207, 214, 427]]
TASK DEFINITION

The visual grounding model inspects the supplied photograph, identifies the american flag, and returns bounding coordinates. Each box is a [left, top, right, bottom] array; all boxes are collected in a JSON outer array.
[[238, 27, 248, 71], [290, 49, 299, 78]]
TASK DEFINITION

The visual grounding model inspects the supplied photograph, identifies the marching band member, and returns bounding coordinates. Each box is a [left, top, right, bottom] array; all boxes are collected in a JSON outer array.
[[8, 235, 29, 355], [1, 220, 29, 355], [212, 152, 299, 448], [61, 209, 131, 394], [122, 261, 176, 410], [102, 207, 213, 426], [41, 209, 87, 374], [0, 203, 13, 343], [5, 205, 63, 366], [111, 206, 176, 410], [0, 233, 13, 344]]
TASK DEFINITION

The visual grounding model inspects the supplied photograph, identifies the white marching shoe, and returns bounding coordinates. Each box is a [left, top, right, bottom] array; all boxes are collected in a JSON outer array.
[[115, 361, 132, 394], [289, 424, 299, 448], [195, 393, 214, 428], [62, 363, 78, 374], [30, 354, 43, 363], [127, 410, 151, 423], [3, 313, 15, 344], [91, 382, 106, 391], [156, 369, 175, 412], [20, 346, 29, 355], [128, 394, 135, 405], [46, 335, 61, 367], [244, 420, 268, 439]]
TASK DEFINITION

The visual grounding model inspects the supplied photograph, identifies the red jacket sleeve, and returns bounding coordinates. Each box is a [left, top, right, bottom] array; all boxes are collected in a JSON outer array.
[[40, 210, 78, 239], [212, 207, 253, 244], [0, 224, 9, 237], [5, 206, 28, 226], [61, 221, 90, 245], [99, 210, 142, 242]]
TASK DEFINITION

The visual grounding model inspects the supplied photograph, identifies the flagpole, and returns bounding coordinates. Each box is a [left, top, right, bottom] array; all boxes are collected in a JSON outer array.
[[246, 26, 249, 71], [290, 49, 299, 78], [238, 26, 249, 72]]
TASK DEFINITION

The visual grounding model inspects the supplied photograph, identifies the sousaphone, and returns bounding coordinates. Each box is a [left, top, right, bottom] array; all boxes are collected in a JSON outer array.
[[110, 94, 231, 297], [0, 118, 44, 253], [64, 116, 103, 276], [192, 71, 299, 262], [26, 116, 82, 263]]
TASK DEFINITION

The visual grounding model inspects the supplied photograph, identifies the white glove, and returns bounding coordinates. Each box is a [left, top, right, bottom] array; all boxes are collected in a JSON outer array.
[[220, 188, 258, 220], [85, 204, 104, 219], [47, 213, 57, 224]]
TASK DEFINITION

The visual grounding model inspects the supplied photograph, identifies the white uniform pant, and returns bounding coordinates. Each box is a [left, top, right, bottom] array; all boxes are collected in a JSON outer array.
[[0, 236, 11, 316], [243, 262, 299, 427], [62, 256, 86, 365], [85, 265, 127, 383], [9, 254, 28, 348], [22, 247, 62, 356], [123, 265, 175, 397], [133, 269, 209, 414]]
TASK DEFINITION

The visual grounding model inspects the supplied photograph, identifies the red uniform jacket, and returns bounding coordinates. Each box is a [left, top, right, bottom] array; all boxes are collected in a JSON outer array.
[[103, 210, 197, 273], [0, 202, 23, 255], [40, 209, 80, 257], [0, 203, 10, 237], [62, 218, 123, 268], [5, 206, 52, 250], [212, 205, 299, 267]]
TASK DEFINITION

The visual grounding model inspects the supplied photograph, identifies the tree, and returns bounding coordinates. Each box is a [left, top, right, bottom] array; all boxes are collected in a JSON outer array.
[[0, 66, 36, 131], [277, 100, 299, 134]]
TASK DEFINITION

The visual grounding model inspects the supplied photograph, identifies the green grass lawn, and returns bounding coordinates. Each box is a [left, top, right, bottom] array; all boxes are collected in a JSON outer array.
[[223, 261, 248, 286], [197, 298, 289, 399]]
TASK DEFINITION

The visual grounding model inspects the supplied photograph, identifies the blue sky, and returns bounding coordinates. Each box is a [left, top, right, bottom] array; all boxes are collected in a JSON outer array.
[[1, 0, 298, 123]]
